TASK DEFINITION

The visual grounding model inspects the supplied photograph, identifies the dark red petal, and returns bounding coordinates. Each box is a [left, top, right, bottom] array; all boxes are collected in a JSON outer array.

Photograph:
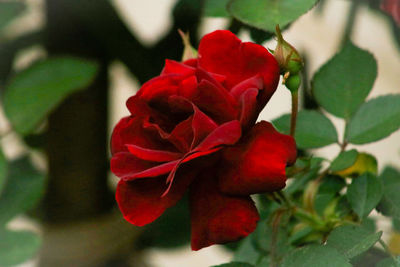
[[194, 120, 242, 152], [163, 147, 221, 195], [198, 30, 280, 109], [230, 75, 263, 100], [238, 88, 259, 129], [183, 58, 198, 67], [111, 152, 178, 180], [218, 121, 297, 196], [191, 105, 218, 149], [191, 79, 239, 123], [167, 116, 194, 152], [136, 74, 180, 102], [161, 59, 196, 76], [111, 116, 169, 155], [189, 171, 259, 250], [178, 75, 198, 99], [126, 144, 182, 162], [116, 166, 197, 226], [111, 152, 155, 178]]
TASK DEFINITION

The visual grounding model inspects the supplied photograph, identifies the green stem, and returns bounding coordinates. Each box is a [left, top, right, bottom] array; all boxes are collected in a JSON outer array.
[[290, 90, 299, 137], [340, 0, 360, 48]]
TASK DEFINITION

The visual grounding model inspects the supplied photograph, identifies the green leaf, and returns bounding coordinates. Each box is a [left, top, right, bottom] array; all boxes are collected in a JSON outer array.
[[330, 150, 358, 172], [0, 1, 25, 30], [280, 245, 352, 267], [203, 0, 230, 17], [227, 0, 318, 32], [377, 256, 400, 267], [378, 167, 400, 219], [211, 262, 254, 267], [0, 149, 7, 194], [0, 228, 41, 267], [0, 157, 45, 225], [315, 176, 346, 215], [346, 95, 400, 144], [326, 225, 382, 259], [273, 110, 338, 148], [346, 173, 383, 218], [233, 236, 261, 265], [312, 42, 377, 119], [3, 57, 99, 135]]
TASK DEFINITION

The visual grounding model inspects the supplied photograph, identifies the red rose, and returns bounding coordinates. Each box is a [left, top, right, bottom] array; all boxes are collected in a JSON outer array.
[[381, 0, 400, 26], [110, 30, 296, 250]]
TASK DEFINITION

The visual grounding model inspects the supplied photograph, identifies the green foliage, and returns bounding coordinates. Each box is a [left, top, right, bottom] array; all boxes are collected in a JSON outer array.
[[326, 225, 382, 259], [314, 175, 346, 216], [377, 256, 400, 267], [280, 245, 352, 267], [346, 95, 400, 144], [346, 173, 383, 218], [0, 1, 25, 31], [211, 262, 254, 267], [0, 157, 45, 225], [330, 149, 358, 172], [0, 228, 41, 267], [233, 236, 261, 265], [378, 167, 400, 219], [273, 110, 338, 149], [3, 57, 99, 135], [203, 0, 230, 17], [227, 0, 319, 32], [312, 42, 377, 119], [0, 149, 7, 194]]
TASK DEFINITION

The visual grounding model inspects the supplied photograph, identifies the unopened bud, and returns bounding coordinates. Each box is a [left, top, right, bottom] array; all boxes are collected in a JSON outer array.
[[274, 25, 303, 75], [285, 74, 301, 92]]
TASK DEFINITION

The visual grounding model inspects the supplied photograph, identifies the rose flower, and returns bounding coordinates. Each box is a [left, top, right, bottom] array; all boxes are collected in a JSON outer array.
[[110, 30, 296, 250]]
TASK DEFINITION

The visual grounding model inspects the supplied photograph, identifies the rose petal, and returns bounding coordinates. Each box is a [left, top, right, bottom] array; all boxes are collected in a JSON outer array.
[[189, 171, 259, 250], [194, 120, 242, 152], [167, 116, 194, 152], [136, 74, 180, 102], [111, 152, 179, 180], [161, 59, 196, 76], [218, 121, 296, 196], [198, 30, 279, 109], [111, 116, 171, 155], [116, 165, 197, 226], [230, 75, 264, 100], [191, 79, 239, 123], [191, 105, 218, 149], [238, 88, 259, 129], [126, 144, 183, 162]]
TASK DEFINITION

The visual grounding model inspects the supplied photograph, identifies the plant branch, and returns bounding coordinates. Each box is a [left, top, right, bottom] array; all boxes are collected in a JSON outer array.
[[290, 90, 299, 137]]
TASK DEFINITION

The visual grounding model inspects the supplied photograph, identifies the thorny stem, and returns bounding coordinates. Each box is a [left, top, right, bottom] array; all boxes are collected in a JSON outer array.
[[290, 90, 299, 137]]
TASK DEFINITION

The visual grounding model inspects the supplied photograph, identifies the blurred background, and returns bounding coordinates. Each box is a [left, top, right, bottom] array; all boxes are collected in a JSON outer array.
[[0, 0, 399, 266]]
